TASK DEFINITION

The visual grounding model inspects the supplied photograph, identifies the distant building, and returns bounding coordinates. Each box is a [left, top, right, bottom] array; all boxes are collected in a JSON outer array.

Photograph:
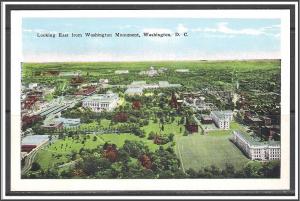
[[128, 81, 158, 89], [21, 114, 43, 129], [22, 95, 39, 110], [201, 115, 213, 124], [175, 69, 189, 73], [42, 70, 59, 76], [139, 67, 159, 77], [129, 81, 147, 87], [42, 121, 63, 130], [127, 80, 180, 90], [232, 131, 280, 161], [82, 92, 119, 112], [115, 70, 129, 74], [59, 71, 81, 76], [158, 67, 168, 73], [158, 81, 170, 88], [211, 110, 233, 129], [125, 87, 143, 96], [185, 117, 198, 133], [245, 116, 263, 126], [223, 110, 234, 121], [158, 81, 181, 88], [21, 135, 49, 153], [261, 116, 272, 126], [75, 86, 96, 96], [70, 76, 84, 86], [28, 83, 38, 90], [58, 118, 80, 128], [99, 79, 109, 84]]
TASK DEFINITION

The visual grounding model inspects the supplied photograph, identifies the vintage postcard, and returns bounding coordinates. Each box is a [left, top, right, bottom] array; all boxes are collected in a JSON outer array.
[[2, 1, 298, 199]]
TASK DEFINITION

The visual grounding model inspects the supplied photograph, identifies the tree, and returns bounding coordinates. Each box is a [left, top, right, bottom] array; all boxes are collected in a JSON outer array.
[[161, 124, 164, 131], [31, 162, 41, 171], [243, 161, 263, 178], [168, 133, 175, 142], [186, 168, 198, 178], [139, 154, 152, 169]]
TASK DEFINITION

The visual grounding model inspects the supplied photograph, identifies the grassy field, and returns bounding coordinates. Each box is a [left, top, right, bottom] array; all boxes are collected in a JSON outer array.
[[175, 130, 250, 172], [141, 117, 184, 137], [35, 133, 160, 170]]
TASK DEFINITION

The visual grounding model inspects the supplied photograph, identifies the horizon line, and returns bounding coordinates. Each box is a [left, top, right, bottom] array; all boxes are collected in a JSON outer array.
[[22, 58, 281, 63]]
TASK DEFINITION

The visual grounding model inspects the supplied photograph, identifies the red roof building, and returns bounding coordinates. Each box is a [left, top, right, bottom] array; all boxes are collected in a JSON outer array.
[[70, 76, 84, 85], [21, 114, 42, 129], [132, 100, 142, 110], [75, 86, 96, 96], [22, 95, 39, 110], [21, 144, 37, 152]]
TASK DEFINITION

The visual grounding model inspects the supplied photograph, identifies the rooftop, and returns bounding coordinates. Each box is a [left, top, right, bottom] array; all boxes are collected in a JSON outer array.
[[22, 135, 49, 145], [211, 110, 232, 120], [234, 131, 280, 147], [175, 69, 189, 72], [131, 81, 147, 85], [58, 118, 80, 124], [83, 93, 118, 102], [125, 87, 143, 94], [115, 70, 129, 73], [201, 115, 212, 120]]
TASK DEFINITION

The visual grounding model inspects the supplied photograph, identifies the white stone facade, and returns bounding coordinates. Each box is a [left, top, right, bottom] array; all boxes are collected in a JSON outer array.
[[211, 111, 231, 129], [232, 131, 280, 161], [82, 93, 119, 112]]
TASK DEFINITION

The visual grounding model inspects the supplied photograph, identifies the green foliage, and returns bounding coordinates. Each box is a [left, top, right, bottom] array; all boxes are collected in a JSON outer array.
[[31, 162, 41, 171]]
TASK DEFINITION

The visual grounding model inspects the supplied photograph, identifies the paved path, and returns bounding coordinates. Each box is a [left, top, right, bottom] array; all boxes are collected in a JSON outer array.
[[175, 136, 186, 173], [21, 143, 48, 175]]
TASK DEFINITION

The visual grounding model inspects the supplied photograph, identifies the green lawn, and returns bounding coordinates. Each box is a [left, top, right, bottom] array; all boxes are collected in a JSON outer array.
[[35, 133, 160, 170], [142, 117, 184, 137], [175, 131, 250, 172], [230, 120, 248, 132]]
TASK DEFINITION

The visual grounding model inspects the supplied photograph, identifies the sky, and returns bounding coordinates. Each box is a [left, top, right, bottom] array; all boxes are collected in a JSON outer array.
[[22, 18, 281, 62]]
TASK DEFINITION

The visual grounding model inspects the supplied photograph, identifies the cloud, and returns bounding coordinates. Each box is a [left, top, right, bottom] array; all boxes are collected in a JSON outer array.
[[23, 28, 59, 34], [142, 28, 173, 34], [23, 29, 45, 33], [177, 24, 188, 33], [192, 22, 280, 37], [119, 25, 140, 30]]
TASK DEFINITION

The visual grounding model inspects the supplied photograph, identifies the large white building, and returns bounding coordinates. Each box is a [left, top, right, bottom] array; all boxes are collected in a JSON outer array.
[[127, 80, 181, 90], [59, 71, 81, 76], [211, 110, 233, 129], [82, 92, 119, 112], [115, 70, 129, 74], [139, 67, 158, 77], [175, 69, 189, 73], [232, 131, 280, 161], [125, 87, 143, 96], [28, 83, 38, 90]]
